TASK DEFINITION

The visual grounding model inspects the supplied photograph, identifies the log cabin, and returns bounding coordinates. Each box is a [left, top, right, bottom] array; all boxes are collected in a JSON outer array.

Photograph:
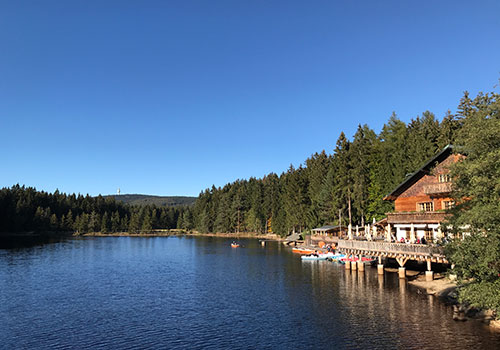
[[383, 145, 464, 243]]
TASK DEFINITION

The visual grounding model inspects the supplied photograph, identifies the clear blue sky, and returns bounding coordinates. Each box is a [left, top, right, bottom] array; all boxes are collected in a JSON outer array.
[[1, 0, 499, 197]]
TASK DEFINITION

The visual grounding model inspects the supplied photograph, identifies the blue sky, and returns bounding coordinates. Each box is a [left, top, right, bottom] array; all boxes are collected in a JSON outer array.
[[1, 0, 499, 197]]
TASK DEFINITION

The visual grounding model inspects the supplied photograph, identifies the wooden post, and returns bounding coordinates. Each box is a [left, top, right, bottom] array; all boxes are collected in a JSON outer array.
[[357, 255, 365, 271], [377, 255, 384, 275], [396, 255, 408, 279], [425, 259, 434, 281]]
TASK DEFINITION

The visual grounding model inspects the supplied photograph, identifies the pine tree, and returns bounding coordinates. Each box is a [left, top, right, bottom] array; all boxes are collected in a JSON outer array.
[[49, 213, 58, 231], [350, 124, 377, 224], [141, 212, 152, 233], [100, 212, 110, 233], [111, 211, 120, 232], [128, 211, 141, 233]]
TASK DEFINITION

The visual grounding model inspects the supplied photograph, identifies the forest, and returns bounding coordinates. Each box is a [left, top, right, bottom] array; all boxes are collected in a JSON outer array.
[[0, 186, 188, 235], [187, 93, 481, 236], [0, 89, 495, 240]]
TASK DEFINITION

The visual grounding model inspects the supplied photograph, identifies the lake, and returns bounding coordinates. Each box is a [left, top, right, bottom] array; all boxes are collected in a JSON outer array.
[[1, 236, 499, 349]]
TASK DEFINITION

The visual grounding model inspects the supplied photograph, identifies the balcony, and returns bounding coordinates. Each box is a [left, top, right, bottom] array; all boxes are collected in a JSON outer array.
[[387, 211, 448, 224], [424, 182, 452, 195]]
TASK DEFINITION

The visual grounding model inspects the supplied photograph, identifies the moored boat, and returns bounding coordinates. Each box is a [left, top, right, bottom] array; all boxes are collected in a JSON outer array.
[[292, 247, 315, 254], [301, 254, 327, 261]]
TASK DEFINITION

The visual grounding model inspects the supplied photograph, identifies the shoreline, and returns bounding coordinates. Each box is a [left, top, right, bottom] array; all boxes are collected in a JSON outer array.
[[80, 231, 283, 240], [407, 274, 499, 330]]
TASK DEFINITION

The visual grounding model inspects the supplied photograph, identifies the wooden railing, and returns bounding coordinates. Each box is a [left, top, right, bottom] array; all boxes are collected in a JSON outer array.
[[337, 240, 445, 257], [387, 211, 448, 224], [424, 182, 452, 195]]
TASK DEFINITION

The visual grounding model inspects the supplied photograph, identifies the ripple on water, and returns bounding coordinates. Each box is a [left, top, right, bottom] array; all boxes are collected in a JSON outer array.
[[1, 237, 499, 349]]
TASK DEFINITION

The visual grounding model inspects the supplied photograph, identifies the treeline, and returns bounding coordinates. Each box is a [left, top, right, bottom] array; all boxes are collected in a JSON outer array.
[[0, 185, 189, 235], [190, 93, 479, 236]]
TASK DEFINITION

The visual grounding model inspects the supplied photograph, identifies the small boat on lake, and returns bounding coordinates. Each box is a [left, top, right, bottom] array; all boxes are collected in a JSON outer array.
[[231, 242, 240, 248], [301, 252, 333, 261], [301, 254, 327, 261], [292, 247, 315, 254]]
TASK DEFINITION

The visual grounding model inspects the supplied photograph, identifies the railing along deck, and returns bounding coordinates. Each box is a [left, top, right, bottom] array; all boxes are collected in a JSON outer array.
[[337, 239, 447, 262]]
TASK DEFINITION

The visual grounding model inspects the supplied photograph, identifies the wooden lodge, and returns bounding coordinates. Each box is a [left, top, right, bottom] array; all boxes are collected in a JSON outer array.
[[383, 145, 462, 243], [329, 145, 464, 280]]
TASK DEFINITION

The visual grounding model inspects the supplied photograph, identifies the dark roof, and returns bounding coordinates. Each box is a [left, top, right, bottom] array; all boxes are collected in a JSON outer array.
[[383, 145, 455, 201]]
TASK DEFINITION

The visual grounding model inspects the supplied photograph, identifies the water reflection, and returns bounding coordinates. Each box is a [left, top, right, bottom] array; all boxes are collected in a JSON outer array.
[[283, 254, 499, 349], [1, 237, 499, 349]]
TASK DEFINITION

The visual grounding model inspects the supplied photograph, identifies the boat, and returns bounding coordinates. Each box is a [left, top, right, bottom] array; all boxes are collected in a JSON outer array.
[[330, 253, 346, 262], [301, 254, 327, 261], [231, 242, 240, 248], [292, 247, 315, 254], [318, 252, 335, 259]]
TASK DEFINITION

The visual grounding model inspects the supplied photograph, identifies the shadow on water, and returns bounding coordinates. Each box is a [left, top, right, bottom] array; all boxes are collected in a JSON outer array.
[[0, 233, 70, 250]]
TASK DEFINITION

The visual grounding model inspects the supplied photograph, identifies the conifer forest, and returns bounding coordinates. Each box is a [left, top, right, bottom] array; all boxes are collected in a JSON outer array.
[[0, 89, 497, 238]]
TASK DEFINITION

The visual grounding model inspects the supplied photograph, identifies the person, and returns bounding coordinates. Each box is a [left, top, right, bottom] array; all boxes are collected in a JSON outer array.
[[400, 237, 405, 243], [421, 236, 426, 245]]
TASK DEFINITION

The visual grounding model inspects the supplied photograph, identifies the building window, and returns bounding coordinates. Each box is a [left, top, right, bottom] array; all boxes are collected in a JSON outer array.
[[443, 200, 455, 210], [418, 202, 434, 212], [425, 229, 433, 242], [439, 174, 451, 183]]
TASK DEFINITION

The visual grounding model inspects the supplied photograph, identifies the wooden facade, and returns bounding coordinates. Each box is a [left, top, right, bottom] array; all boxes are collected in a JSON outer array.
[[383, 145, 463, 243], [391, 154, 460, 212]]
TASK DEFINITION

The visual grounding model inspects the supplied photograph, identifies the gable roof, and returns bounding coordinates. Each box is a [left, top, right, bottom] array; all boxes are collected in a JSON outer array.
[[383, 144, 455, 201]]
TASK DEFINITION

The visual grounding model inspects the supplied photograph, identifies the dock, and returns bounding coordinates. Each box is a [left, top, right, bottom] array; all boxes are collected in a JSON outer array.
[[336, 239, 447, 280]]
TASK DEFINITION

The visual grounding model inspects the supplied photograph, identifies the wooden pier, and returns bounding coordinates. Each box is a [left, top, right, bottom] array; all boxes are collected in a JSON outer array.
[[337, 239, 447, 280]]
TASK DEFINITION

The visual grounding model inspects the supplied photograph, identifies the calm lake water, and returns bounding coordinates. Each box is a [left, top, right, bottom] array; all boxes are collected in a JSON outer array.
[[1, 236, 499, 349]]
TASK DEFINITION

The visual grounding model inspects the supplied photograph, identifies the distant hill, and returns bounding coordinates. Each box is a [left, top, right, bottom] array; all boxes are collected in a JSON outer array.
[[106, 194, 196, 207]]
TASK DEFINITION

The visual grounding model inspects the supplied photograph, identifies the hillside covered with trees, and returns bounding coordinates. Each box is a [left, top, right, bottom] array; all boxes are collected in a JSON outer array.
[[107, 194, 196, 207], [0, 186, 189, 235]]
